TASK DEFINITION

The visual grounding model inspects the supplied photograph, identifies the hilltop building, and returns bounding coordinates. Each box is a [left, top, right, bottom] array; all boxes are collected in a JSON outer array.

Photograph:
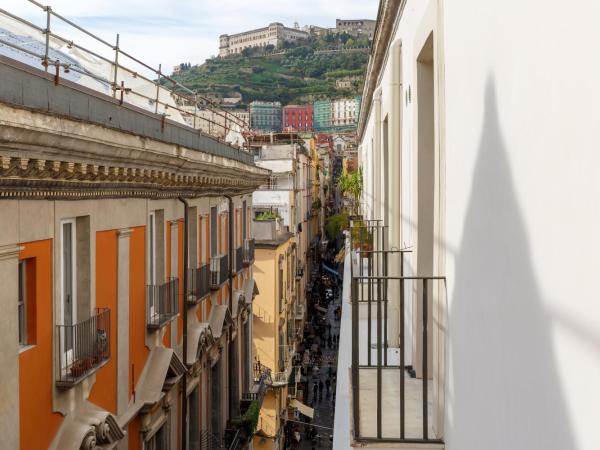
[[219, 23, 309, 57], [335, 18, 376, 38], [250, 101, 282, 132]]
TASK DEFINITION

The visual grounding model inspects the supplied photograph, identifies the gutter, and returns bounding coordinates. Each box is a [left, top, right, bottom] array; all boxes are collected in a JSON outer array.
[[224, 195, 235, 312], [178, 196, 189, 450]]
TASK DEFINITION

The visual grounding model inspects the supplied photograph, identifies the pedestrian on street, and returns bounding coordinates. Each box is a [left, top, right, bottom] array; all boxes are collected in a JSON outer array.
[[318, 379, 324, 400], [312, 381, 318, 402], [325, 377, 331, 396]]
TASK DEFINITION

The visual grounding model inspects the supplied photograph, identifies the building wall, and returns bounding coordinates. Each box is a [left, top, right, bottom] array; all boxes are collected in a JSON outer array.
[[219, 23, 309, 57], [2, 193, 256, 449], [335, 18, 376, 38], [282, 105, 314, 131], [250, 101, 283, 132], [357, 0, 600, 449], [252, 238, 295, 450]]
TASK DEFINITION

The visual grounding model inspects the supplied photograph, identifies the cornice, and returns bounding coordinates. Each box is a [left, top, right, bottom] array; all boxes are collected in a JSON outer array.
[[0, 154, 260, 200]]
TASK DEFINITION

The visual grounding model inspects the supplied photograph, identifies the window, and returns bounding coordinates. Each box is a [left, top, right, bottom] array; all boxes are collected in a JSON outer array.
[[148, 212, 157, 285], [61, 219, 76, 358], [18, 261, 26, 346], [146, 421, 169, 450], [148, 212, 157, 319], [188, 386, 200, 449], [210, 207, 218, 257]]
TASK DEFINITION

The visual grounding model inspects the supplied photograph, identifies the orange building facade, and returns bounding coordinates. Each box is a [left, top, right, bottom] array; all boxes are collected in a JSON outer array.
[[0, 84, 270, 449]]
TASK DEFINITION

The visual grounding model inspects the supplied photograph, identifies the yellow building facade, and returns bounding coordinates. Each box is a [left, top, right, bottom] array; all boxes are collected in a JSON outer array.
[[251, 219, 300, 450]]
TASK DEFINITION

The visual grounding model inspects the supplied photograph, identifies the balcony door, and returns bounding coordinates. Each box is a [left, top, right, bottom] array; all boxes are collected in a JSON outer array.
[[242, 200, 247, 241], [148, 211, 157, 318], [210, 207, 217, 257], [60, 219, 77, 366]]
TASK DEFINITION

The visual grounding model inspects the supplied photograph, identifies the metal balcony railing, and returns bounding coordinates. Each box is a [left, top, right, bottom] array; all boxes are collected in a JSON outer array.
[[349, 220, 445, 444], [0, 3, 253, 149], [243, 239, 255, 265], [210, 254, 228, 289], [56, 308, 110, 388], [187, 264, 210, 304], [234, 246, 243, 273], [146, 277, 179, 329], [199, 430, 225, 450]]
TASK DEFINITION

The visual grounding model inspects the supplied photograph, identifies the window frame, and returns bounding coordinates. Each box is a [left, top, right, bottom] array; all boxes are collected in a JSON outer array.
[[60, 218, 77, 363], [18, 260, 26, 346]]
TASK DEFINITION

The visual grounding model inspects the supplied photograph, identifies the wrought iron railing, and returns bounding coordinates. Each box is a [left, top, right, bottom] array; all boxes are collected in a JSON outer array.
[[234, 246, 243, 273], [199, 430, 225, 450], [187, 264, 210, 304], [349, 220, 445, 444], [146, 277, 179, 329], [210, 254, 228, 289], [56, 308, 110, 387], [243, 238, 255, 265]]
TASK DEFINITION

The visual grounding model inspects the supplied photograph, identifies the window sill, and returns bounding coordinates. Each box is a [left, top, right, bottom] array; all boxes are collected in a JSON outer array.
[[19, 344, 36, 354]]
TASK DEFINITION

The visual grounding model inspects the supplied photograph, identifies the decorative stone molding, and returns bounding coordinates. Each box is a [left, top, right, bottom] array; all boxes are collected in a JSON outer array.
[[0, 154, 267, 200], [0, 244, 23, 261]]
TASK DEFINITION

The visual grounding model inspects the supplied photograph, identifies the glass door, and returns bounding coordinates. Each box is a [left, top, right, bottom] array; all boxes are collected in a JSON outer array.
[[61, 219, 76, 367]]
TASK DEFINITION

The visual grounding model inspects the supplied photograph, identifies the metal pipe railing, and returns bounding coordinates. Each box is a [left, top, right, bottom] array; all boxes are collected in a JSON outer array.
[[56, 307, 110, 387], [210, 254, 228, 288], [0, 2, 251, 145], [146, 277, 179, 328], [243, 238, 255, 265], [187, 264, 210, 304], [349, 220, 445, 444]]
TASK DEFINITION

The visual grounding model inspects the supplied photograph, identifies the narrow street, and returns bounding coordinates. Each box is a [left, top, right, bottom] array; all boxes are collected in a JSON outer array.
[[287, 247, 343, 450]]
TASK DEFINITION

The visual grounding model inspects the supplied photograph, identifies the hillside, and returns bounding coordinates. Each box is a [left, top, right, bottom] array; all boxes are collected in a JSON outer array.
[[170, 37, 370, 106]]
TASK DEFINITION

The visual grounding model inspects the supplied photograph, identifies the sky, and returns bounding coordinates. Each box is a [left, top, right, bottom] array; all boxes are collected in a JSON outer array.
[[4, 0, 379, 75]]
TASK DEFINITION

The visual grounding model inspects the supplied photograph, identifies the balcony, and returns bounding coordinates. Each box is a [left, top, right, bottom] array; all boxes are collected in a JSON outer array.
[[339, 220, 445, 447], [294, 303, 305, 321], [210, 254, 229, 289], [146, 278, 179, 329], [56, 308, 111, 388], [187, 264, 210, 304], [273, 344, 294, 387], [243, 238, 255, 265], [234, 246, 243, 273]]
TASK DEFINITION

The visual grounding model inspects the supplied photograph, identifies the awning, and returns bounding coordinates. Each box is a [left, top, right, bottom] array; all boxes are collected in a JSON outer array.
[[118, 347, 185, 427], [290, 399, 314, 419], [50, 401, 124, 450], [209, 304, 233, 339]]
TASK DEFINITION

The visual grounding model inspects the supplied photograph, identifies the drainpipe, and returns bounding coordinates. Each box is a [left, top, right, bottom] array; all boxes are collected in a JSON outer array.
[[224, 195, 234, 312], [178, 196, 189, 450]]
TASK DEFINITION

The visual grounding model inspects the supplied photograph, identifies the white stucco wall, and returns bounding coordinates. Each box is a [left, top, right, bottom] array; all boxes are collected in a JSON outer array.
[[356, 0, 600, 449]]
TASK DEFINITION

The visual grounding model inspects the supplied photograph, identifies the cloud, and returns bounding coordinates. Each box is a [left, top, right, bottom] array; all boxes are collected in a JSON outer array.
[[3, 0, 378, 72]]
